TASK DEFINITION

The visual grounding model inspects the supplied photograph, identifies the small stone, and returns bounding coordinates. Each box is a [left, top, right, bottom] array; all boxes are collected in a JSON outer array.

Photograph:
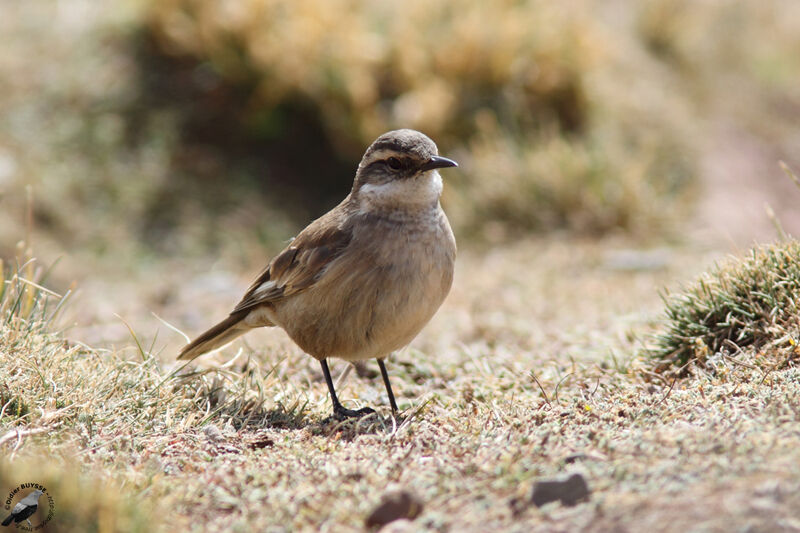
[[564, 452, 606, 464], [247, 435, 275, 450], [365, 491, 423, 529], [203, 424, 223, 442], [508, 496, 528, 518], [530, 473, 591, 507], [353, 360, 379, 379]]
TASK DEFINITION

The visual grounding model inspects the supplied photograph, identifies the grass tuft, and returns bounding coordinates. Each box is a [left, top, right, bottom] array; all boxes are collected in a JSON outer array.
[[650, 240, 800, 372], [0, 244, 67, 334], [0, 246, 293, 437]]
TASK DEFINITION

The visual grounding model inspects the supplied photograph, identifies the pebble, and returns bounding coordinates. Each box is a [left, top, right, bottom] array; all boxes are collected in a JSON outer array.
[[365, 491, 423, 529], [202, 424, 224, 442], [530, 473, 591, 507]]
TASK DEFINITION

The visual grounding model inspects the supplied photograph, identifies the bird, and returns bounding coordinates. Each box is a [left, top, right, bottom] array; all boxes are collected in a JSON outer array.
[[2, 489, 44, 528], [178, 129, 458, 419]]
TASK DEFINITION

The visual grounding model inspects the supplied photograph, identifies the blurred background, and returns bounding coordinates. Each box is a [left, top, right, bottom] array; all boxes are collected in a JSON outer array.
[[1, 0, 799, 349]]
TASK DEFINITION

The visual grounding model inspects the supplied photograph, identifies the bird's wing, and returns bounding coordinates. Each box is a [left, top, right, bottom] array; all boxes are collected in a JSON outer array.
[[11, 501, 27, 514], [231, 215, 353, 314]]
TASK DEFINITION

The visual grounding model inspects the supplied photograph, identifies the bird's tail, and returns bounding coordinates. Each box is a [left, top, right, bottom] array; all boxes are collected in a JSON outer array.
[[2, 514, 13, 526], [178, 313, 250, 361]]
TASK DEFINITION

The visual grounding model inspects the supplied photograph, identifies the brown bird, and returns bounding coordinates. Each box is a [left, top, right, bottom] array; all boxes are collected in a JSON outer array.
[[179, 129, 457, 419]]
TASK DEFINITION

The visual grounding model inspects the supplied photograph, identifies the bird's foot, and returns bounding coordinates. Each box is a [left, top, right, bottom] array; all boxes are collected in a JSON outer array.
[[333, 405, 376, 420]]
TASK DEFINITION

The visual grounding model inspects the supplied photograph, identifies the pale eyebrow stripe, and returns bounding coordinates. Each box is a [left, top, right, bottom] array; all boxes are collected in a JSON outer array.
[[364, 148, 400, 162]]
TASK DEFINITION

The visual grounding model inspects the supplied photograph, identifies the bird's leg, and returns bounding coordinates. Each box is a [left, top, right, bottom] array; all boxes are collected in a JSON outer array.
[[320, 359, 375, 419], [26, 519, 33, 528], [377, 358, 399, 414]]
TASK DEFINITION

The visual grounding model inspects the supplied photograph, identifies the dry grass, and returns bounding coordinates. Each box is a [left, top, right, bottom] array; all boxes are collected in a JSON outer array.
[[2, 1, 798, 267], [4, 239, 800, 531], [0, 0, 703, 262], [146, 0, 699, 238]]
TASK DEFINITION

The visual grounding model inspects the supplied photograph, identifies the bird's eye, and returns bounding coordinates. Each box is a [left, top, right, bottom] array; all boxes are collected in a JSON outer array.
[[387, 157, 402, 170]]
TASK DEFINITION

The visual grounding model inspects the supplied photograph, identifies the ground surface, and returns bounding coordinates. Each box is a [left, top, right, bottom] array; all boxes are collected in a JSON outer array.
[[3, 2, 800, 532], [5, 83, 800, 533], [5, 228, 800, 532]]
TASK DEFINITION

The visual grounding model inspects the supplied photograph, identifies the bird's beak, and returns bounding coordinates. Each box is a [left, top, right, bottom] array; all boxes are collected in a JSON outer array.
[[420, 155, 458, 172]]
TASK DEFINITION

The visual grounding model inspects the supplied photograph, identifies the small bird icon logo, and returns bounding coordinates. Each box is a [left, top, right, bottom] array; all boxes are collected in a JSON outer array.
[[2, 489, 44, 528]]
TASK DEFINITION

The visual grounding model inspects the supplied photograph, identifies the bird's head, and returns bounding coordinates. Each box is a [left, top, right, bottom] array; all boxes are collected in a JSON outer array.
[[353, 129, 458, 209]]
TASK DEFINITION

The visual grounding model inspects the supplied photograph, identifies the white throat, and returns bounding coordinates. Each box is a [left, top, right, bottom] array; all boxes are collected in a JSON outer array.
[[358, 171, 443, 211]]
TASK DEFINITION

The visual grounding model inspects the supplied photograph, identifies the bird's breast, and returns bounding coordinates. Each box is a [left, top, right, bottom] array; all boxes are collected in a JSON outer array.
[[274, 207, 455, 361]]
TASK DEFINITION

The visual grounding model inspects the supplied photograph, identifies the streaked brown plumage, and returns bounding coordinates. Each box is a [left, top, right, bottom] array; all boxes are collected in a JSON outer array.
[[179, 129, 457, 419]]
